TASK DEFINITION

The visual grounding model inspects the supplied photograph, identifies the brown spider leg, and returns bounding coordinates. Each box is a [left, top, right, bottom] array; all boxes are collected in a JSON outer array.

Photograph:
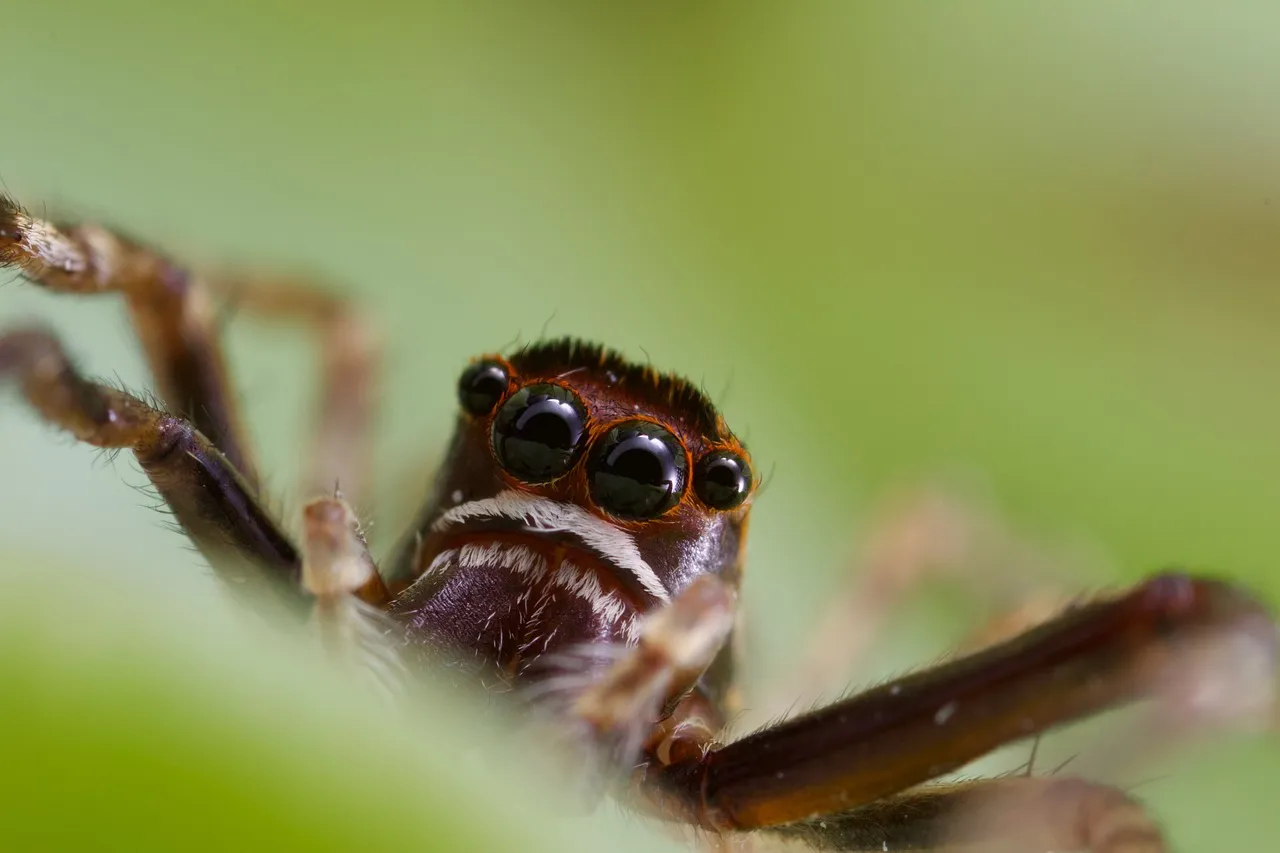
[[572, 574, 736, 762], [951, 570, 1277, 785], [0, 327, 299, 598], [299, 495, 399, 687], [0, 194, 259, 485], [776, 488, 1081, 714], [522, 576, 734, 819], [207, 275, 379, 508], [768, 777, 1168, 852], [752, 497, 1269, 850], [1066, 581, 1280, 786], [653, 573, 1276, 835]]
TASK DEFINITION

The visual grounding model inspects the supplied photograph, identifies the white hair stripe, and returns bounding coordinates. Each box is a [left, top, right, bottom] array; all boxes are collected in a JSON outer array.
[[431, 490, 672, 603]]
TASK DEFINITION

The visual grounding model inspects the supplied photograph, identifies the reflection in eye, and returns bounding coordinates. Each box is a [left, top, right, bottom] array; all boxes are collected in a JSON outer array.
[[491, 383, 587, 482], [694, 450, 752, 510], [589, 420, 688, 519], [457, 359, 509, 416]]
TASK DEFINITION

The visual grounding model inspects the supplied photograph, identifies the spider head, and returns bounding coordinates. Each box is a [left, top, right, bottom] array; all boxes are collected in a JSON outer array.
[[469, 338, 751, 508], [386, 338, 754, 669]]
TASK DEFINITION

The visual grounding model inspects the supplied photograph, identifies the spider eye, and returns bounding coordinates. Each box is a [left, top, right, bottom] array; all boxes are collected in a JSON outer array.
[[491, 383, 587, 482], [588, 421, 687, 519], [694, 450, 752, 510], [458, 359, 510, 416]]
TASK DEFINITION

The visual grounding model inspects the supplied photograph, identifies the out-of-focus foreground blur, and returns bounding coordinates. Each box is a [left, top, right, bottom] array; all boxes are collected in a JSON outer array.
[[1, 3, 1277, 851]]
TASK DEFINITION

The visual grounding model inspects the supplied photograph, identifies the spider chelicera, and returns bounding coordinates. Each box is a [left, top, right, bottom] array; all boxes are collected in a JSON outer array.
[[0, 192, 1275, 852]]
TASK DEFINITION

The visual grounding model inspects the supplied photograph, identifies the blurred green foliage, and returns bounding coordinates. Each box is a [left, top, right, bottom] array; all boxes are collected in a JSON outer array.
[[0, 2, 1277, 850]]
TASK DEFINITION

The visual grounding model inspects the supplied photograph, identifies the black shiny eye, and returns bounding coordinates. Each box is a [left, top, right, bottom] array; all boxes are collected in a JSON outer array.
[[588, 421, 688, 519], [694, 450, 752, 510], [491, 383, 587, 482], [457, 360, 509, 416]]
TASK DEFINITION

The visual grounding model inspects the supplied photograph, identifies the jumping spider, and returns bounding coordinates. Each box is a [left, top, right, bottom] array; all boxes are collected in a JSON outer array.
[[0, 192, 1275, 852]]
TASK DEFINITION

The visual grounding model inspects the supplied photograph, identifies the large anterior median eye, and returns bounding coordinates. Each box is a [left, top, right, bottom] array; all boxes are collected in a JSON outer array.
[[588, 421, 688, 519], [491, 383, 587, 482]]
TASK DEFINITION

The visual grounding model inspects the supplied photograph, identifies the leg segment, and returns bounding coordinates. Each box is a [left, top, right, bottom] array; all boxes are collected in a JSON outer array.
[[0, 326, 299, 597], [299, 495, 401, 692], [300, 495, 388, 611], [209, 275, 379, 506], [654, 573, 1275, 833], [0, 195, 381, 508], [525, 575, 735, 817], [0, 194, 259, 483], [778, 488, 1082, 712], [572, 574, 736, 763]]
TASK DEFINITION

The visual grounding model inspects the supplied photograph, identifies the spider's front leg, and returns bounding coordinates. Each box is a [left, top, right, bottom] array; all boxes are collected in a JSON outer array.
[[0, 327, 299, 594], [0, 194, 260, 482], [0, 194, 380, 507], [655, 573, 1276, 852], [571, 574, 737, 764], [298, 494, 399, 687], [0, 194, 382, 610], [0, 331, 393, 684], [514, 573, 739, 824]]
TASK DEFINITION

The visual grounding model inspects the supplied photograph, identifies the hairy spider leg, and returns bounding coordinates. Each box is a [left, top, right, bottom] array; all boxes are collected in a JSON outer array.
[[299, 495, 399, 689], [573, 574, 736, 765], [0, 195, 258, 483], [653, 573, 1275, 852], [204, 274, 379, 508], [0, 326, 298, 599], [0, 196, 384, 633], [774, 487, 1081, 718], [0, 195, 380, 509]]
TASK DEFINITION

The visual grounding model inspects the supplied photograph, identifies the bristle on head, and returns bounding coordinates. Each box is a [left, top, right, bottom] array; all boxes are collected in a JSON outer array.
[[509, 337, 728, 440]]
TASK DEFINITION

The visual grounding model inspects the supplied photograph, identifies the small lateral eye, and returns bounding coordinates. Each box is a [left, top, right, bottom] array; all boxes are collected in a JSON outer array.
[[458, 359, 510, 416], [588, 421, 688, 520], [492, 383, 587, 482], [694, 450, 752, 510]]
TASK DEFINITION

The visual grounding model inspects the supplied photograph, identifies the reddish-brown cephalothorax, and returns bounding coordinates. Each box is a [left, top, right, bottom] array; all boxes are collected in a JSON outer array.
[[381, 340, 751, 704]]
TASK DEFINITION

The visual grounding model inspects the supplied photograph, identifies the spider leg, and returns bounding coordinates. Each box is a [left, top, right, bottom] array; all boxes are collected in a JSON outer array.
[[205, 274, 379, 507], [0, 194, 259, 483], [773, 487, 1080, 716], [0, 327, 299, 599], [529, 575, 735, 819], [767, 776, 1166, 852], [0, 195, 380, 509], [653, 573, 1275, 840], [572, 574, 736, 763], [1067, 578, 1280, 784], [298, 495, 401, 691]]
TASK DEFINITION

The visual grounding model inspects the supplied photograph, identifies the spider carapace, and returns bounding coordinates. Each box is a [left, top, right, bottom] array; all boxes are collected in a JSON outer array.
[[0, 192, 1275, 852], [381, 341, 751, 703]]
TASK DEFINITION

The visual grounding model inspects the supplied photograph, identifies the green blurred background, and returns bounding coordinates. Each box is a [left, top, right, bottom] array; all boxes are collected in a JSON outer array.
[[1, 2, 1278, 850]]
